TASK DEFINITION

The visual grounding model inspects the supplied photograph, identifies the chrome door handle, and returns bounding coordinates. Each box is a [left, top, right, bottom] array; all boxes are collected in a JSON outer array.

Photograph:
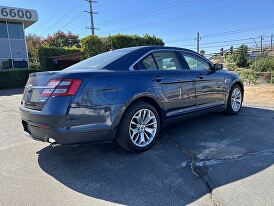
[[153, 77, 164, 82], [196, 75, 205, 79]]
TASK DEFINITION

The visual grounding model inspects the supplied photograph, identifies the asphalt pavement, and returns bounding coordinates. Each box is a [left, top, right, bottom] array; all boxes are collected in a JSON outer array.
[[0, 88, 273, 206]]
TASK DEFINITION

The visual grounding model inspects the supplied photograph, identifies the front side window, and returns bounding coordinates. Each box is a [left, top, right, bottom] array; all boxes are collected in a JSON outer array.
[[153, 52, 181, 70], [183, 53, 211, 70]]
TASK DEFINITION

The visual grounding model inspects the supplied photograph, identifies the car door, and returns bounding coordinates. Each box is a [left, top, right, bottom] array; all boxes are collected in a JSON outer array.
[[181, 52, 226, 109], [134, 51, 196, 115]]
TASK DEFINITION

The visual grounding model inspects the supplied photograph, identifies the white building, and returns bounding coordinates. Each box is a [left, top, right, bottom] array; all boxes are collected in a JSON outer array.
[[0, 6, 38, 69]]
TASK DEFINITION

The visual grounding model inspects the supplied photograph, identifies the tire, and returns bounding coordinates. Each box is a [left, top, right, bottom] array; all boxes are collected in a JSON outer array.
[[225, 84, 243, 115], [116, 101, 160, 152]]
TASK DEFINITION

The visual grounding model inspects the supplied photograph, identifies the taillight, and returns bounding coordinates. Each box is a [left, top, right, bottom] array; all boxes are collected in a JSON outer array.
[[41, 79, 82, 97]]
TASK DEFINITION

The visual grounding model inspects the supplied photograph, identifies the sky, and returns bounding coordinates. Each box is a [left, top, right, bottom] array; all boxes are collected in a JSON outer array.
[[1, 0, 274, 53]]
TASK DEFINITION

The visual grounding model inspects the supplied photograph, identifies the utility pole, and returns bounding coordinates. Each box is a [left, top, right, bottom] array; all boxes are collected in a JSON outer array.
[[196, 32, 200, 53], [85, 0, 98, 35], [250, 37, 258, 71], [271, 34, 273, 51], [260, 35, 264, 54]]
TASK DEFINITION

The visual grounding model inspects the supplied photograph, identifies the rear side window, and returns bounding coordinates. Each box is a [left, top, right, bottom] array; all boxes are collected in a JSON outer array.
[[133, 51, 181, 70], [153, 52, 181, 70], [134, 54, 158, 70]]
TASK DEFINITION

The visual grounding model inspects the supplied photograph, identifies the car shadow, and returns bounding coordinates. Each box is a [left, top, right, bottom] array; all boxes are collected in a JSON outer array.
[[37, 106, 274, 205]]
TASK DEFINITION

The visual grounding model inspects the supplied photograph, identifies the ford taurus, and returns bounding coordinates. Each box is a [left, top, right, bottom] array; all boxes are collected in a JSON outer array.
[[20, 46, 244, 152]]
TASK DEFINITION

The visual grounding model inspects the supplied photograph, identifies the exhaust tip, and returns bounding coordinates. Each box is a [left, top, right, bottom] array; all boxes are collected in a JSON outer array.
[[48, 138, 56, 143]]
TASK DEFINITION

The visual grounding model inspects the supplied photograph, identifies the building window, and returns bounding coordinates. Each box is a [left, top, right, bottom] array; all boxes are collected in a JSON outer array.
[[0, 59, 12, 70], [0, 21, 8, 38], [10, 39, 27, 59], [0, 39, 11, 58], [13, 59, 28, 68], [0, 21, 28, 69], [7, 22, 24, 39]]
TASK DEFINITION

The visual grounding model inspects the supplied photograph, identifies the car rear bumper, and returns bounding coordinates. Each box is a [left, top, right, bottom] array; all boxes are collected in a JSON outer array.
[[20, 106, 117, 144]]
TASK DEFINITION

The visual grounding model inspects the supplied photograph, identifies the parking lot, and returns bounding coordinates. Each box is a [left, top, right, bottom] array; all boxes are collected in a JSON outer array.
[[0, 88, 273, 206]]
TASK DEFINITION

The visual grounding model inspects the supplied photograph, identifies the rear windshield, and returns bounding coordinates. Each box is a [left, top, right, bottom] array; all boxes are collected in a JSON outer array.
[[63, 50, 128, 71]]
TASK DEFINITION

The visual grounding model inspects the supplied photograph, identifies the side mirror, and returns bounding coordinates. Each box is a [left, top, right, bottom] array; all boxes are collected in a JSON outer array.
[[214, 64, 223, 70]]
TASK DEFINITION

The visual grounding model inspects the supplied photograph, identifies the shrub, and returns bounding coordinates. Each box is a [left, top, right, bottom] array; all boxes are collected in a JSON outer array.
[[240, 70, 259, 85], [252, 56, 274, 72], [0, 68, 39, 89], [226, 63, 237, 71], [38, 46, 81, 71]]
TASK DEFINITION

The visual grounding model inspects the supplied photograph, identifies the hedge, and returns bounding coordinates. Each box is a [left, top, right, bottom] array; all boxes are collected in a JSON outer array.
[[38, 46, 81, 71], [109, 34, 164, 49], [81, 34, 165, 59], [0, 68, 39, 89], [81, 35, 111, 59]]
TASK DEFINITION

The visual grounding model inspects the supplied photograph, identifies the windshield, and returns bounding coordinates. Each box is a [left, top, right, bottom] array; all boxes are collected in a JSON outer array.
[[63, 50, 128, 71]]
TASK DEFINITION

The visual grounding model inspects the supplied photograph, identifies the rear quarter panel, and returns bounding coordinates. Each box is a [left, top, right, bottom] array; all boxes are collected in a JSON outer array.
[[69, 70, 163, 128]]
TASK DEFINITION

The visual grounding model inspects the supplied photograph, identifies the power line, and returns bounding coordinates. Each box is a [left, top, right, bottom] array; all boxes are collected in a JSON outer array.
[[171, 37, 262, 48], [55, 12, 85, 32], [38, 3, 80, 36], [99, 0, 198, 27], [98, 0, 191, 25], [31, 0, 72, 34], [200, 40, 272, 49], [98, 0, 268, 35], [166, 25, 274, 44], [202, 26, 274, 38], [200, 36, 272, 46]]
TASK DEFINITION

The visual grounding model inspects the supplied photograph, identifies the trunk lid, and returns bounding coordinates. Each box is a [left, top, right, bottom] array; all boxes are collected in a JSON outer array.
[[22, 71, 62, 110]]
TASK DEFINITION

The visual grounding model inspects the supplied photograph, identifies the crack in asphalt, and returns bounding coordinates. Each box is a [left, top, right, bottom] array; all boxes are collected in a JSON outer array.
[[161, 128, 274, 206], [160, 130, 221, 206], [197, 149, 274, 166], [169, 139, 221, 206]]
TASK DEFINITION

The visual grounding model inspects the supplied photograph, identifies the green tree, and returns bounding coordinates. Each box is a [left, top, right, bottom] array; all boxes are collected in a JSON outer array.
[[26, 34, 43, 69], [234, 44, 248, 68], [200, 50, 205, 56]]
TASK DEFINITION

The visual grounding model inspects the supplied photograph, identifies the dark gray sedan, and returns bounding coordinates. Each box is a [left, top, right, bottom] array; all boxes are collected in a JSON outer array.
[[20, 46, 244, 152]]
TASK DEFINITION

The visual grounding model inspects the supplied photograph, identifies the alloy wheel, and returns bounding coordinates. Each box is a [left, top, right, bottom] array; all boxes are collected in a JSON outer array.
[[231, 87, 242, 112], [129, 109, 158, 147]]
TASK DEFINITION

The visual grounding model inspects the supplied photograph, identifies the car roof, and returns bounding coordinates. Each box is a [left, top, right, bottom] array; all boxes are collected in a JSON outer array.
[[104, 46, 196, 71], [113, 46, 194, 53]]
